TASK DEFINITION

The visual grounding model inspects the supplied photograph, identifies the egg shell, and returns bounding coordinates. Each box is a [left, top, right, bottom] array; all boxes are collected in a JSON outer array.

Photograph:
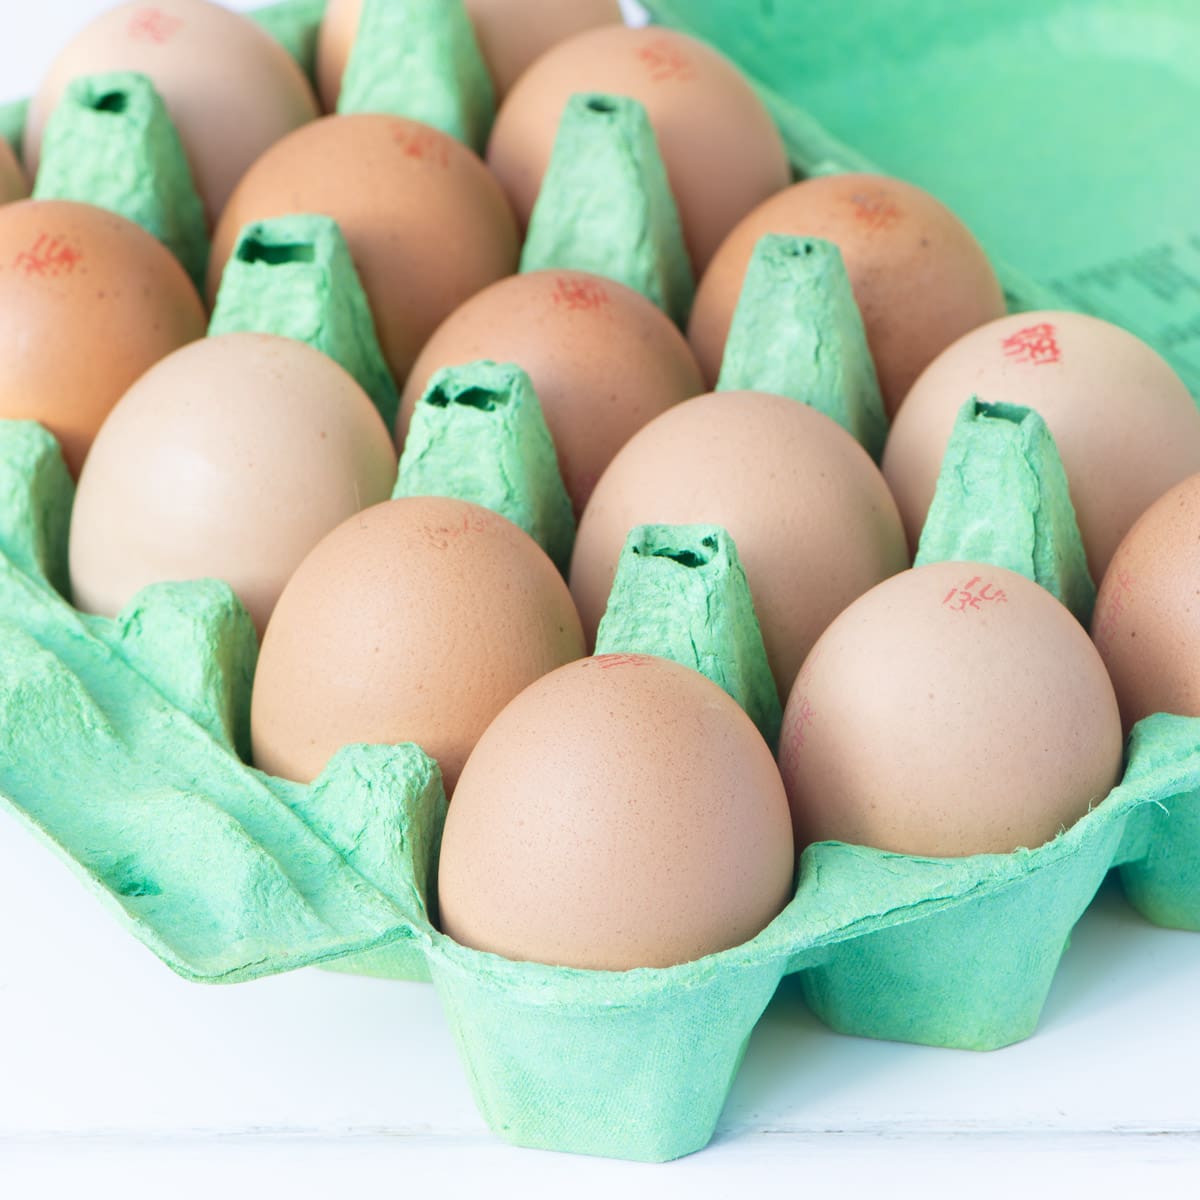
[[317, 0, 622, 108], [69, 332, 398, 635], [209, 113, 519, 388], [486, 25, 790, 272], [688, 173, 1006, 413], [400, 270, 704, 514], [250, 495, 585, 793], [1092, 473, 1200, 731], [0, 137, 28, 204], [570, 390, 909, 698], [0, 198, 206, 476], [882, 310, 1200, 581], [779, 562, 1124, 857], [438, 653, 795, 970], [24, 0, 320, 225]]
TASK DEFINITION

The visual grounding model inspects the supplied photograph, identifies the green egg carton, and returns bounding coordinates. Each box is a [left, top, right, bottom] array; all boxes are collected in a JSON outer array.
[[2, 0, 1200, 1167]]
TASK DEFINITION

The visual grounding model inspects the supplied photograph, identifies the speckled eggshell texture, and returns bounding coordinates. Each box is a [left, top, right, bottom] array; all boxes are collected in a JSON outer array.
[[688, 173, 1006, 413], [0, 139, 27, 205], [437, 653, 796, 970], [779, 562, 1124, 857], [1092, 473, 1200, 732], [882, 311, 1200, 580], [0, 198, 206, 476], [486, 25, 790, 272], [399, 269, 705, 514], [250, 496, 585, 793], [25, 0, 320, 224], [317, 0, 623, 108], [69, 332, 398, 635], [569, 390, 910, 700], [209, 113, 519, 388]]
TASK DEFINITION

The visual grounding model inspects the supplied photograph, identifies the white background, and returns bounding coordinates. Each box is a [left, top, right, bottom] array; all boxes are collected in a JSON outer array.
[[3, 3, 1200, 1195]]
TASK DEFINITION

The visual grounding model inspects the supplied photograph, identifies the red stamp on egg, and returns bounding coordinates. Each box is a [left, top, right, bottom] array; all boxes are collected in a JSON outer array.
[[634, 37, 697, 84], [127, 6, 184, 45], [421, 511, 490, 550], [1001, 322, 1061, 367], [587, 653, 652, 671], [551, 275, 609, 312], [13, 234, 83, 278], [392, 125, 450, 169], [941, 575, 1009, 615], [847, 192, 903, 231]]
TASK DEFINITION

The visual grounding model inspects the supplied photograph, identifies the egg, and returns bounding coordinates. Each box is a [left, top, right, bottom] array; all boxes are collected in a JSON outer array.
[[0, 138, 28, 204], [688, 173, 1006, 413], [438, 653, 795, 970], [251, 496, 585, 792], [399, 270, 705, 514], [569, 390, 910, 699], [0, 198, 205, 476], [317, 0, 623, 109], [779, 562, 1123, 857], [486, 25, 790, 272], [24, 0, 320, 225], [1092, 473, 1200, 731], [69, 332, 397, 635], [209, 114, 519, 388], [882, 311, 1200, 580]]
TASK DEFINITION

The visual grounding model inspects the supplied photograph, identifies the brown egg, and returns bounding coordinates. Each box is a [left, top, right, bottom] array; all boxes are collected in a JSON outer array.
[[1092, 473, 1200, 731], [688, 173, 1006, 413], [779, 562, 1123, 857], [317, 0, 622, 109], [69, 333, 397, 635], [0, 199, 205, 475], [486, 25, 790, 272], [251, 496, 585, 792], [210, 114, 519, 388], [569, 391, 910, 699], [438, 653, 795, 970], [882, 311, 1200, 580], [0, 139, 28, 205], [400, 270, 704, 514], [24, 0, 320, 225]]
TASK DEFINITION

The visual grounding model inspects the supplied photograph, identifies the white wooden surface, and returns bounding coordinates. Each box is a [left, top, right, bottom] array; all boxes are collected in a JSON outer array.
[[4, 3, 1200, 1194]]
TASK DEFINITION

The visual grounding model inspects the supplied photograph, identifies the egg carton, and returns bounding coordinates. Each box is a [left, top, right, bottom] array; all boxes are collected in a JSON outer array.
[[2, 0, 1200, 1165]]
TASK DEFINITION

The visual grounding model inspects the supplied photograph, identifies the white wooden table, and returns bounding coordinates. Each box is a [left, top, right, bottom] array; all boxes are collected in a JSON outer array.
[[4, 4, 1199, 1194]]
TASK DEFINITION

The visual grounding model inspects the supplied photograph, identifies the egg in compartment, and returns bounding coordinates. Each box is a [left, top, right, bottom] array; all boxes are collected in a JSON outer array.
[[317, 0, 623, 108], [438, 654, 795, 970], [689, 173, 1006, 414], [209, 113, 519, 389], [69, 332, 398, 635], [486, 25, 791, 272], [1092, 472, 1200, 732], [0, 138, 27, 204], [779, 562, 1124, 858], [24, 0, 320, 225], [400, 270, 705, 515], [882, 311, 1200, 580], [0, 198, 206, 476], [250, 496, 585, 795], [570, 390, 910, 700]]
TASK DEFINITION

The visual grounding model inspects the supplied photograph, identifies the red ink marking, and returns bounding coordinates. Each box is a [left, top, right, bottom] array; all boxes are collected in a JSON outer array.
[[13, 234, 83, 278], [1094, 567, 1135, 655], [551, 275, 610, 312], [941, 575, 1009, 615], [127, 6, 185, 44], [634, 37, 697, 84], [1002, 322, 1061, 366], [392, 125, 450, 168], [587, 653, 652, 670], [789, 696, 816, 750], [422, 511, 490, 550], [848, 192, 902, 231]]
